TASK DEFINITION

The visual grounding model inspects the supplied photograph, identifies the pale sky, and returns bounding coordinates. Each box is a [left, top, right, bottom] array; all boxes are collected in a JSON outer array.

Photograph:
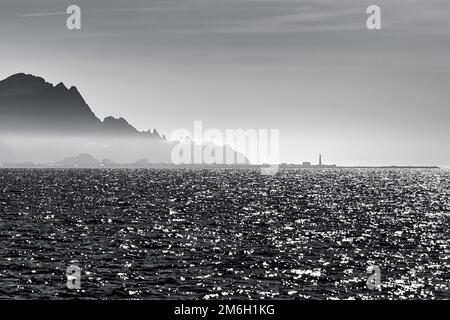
[[1, 0, 449, 166]]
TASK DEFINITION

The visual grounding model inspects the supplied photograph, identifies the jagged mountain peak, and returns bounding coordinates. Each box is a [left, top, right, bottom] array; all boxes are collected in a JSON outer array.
[[69, 86, 80, 94], [152, 128, 161, 138], [0, 73, 166, 139], [102, 116, 139, 135], [0, 73, 83, 93], [104, 116, 129, 124], [54, 82, 67, 90], [0, 74, 138, 135], [0, 73, 52, 96], [2, 73, 47, 83]]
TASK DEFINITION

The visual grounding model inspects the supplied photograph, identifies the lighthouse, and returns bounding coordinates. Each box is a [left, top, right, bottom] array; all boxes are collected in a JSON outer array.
[[319, 154, 322, 166]]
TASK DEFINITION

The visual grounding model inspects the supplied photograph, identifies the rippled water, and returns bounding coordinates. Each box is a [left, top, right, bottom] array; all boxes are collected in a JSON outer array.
[[0, 168, 449, 299]]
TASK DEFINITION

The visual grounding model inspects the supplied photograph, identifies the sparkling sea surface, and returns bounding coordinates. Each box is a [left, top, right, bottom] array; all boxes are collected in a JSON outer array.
[[0, 168, 449, 299]]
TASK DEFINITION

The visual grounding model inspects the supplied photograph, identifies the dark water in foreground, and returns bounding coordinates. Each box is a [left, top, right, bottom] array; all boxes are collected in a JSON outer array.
[[0, 168, 449, 300]]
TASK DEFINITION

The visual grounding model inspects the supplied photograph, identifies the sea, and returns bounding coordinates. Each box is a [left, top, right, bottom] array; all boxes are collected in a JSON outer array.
[[0, 168, 448, 299]]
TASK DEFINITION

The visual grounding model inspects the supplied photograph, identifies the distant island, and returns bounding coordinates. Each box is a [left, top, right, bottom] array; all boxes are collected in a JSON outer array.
[[0, 73, 443, 170], [0, 152, 440, 169]]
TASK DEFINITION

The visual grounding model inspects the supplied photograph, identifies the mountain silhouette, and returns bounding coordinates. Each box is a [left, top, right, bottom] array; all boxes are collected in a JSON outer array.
[[56, 153, 101, 167], [0, 73, 249, 164], [0, 73, 102, 134], [0, 73, 162, 137]]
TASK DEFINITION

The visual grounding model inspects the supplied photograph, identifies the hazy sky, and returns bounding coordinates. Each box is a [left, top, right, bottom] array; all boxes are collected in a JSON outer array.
[[1, 0, 449, 166]]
